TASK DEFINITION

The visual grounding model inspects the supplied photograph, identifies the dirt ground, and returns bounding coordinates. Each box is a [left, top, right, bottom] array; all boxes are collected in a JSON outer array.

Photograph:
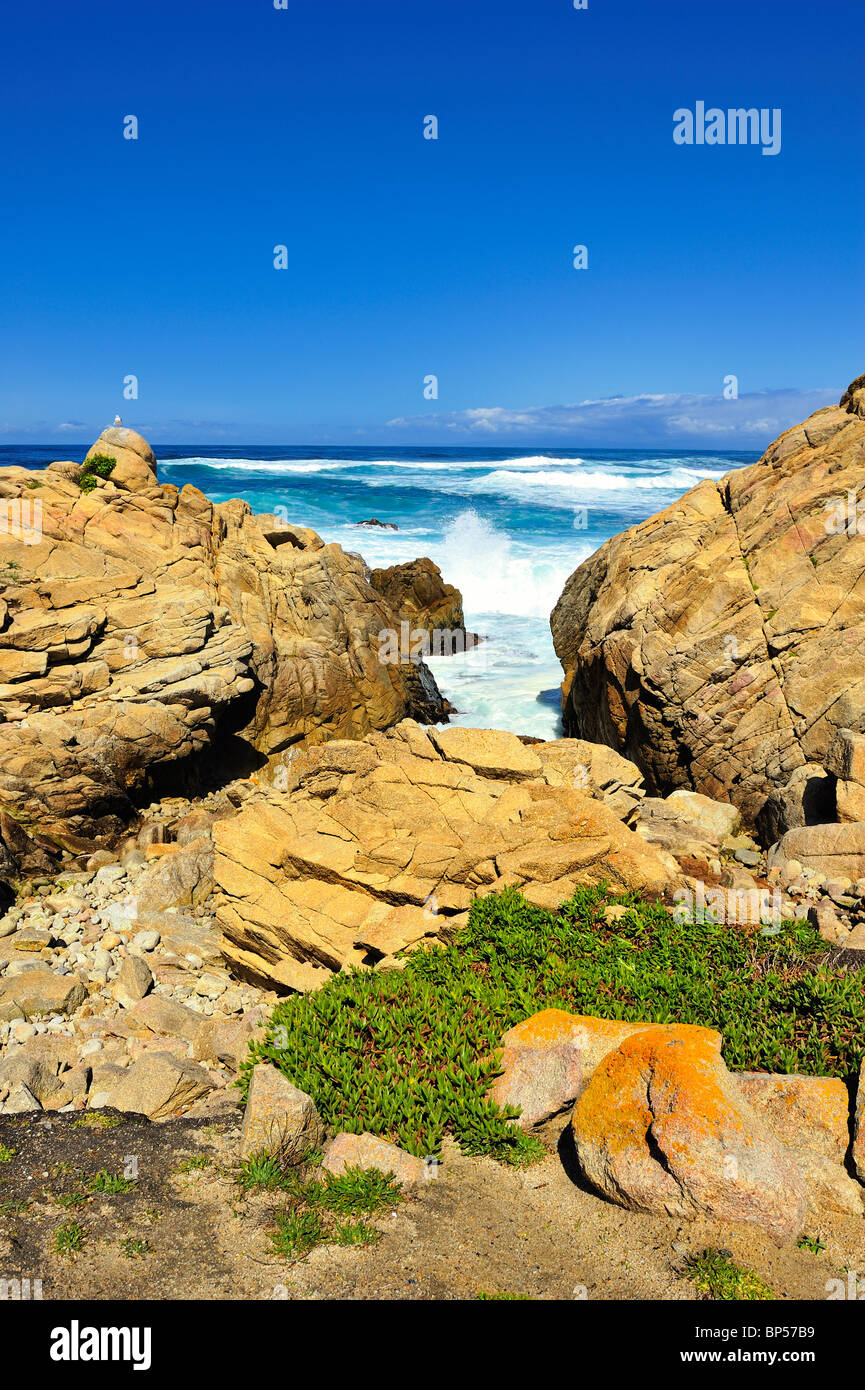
[[1, 1107, 863, 1302]]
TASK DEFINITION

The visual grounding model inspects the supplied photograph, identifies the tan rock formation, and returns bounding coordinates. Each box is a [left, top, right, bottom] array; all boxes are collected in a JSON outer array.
[[0, 427, 448, 883], [213, 721, 679, 991], [770, 822, 865, 879], [322, 1131, 430, 1185], [84, 426, 158, 493], [735, 1071, 862, 1218], [108, 1051, 214, 1120], [369, 557, 467, 638], [551, 376, 865, 828], [488, 1010, 653, 1127], [854, 1061, 865, 1182]]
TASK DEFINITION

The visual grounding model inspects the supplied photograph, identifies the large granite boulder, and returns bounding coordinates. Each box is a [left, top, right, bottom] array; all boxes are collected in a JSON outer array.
[[769, 822, 865, 879], [551, 377, 865, 829], [84, 426, 158, 493], [0, 427, 448, 885], [571, 1024, 809, 1243], [213, 720, 679, 991]]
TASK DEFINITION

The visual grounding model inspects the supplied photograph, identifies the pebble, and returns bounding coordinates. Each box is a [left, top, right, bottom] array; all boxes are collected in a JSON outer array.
[[734, 848, 762, 868], [94, 865, 126, 885], [132, 929, 161, 951]]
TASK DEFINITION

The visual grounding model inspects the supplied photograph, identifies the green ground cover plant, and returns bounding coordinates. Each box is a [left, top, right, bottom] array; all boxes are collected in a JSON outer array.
[[53, 1220, 87, 1257], [174, 1154, 212, 1175], [237, 1154, 288, 1191], [120, 1237, 151, 1259], [245, 885, 864, 1162]]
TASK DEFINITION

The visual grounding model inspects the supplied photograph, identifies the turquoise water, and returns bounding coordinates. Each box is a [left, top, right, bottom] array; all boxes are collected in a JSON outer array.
[[4, 444, 759, 739]]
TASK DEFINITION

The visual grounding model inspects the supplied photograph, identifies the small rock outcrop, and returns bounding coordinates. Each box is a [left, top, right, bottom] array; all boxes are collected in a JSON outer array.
[[551, 376, 865, 829], [322, 1131, 428, 1185], [108, 1051, 214, 1120], [239, 1062, 325, 1163], [213, 722, 679, 992], [369, 557, 476, 648]]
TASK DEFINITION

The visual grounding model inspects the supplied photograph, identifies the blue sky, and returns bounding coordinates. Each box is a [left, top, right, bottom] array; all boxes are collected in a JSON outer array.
[[1, 0, 862, 447]]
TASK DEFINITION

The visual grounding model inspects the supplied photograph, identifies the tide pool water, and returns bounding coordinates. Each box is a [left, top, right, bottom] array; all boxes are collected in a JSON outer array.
[[5, 444, 759, 739]]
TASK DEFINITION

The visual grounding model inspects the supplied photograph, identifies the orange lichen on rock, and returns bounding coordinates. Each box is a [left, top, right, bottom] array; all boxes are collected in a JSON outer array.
[[736, 1072, 851, 1161], [488, 1010, 714, 1129], [572, 1025, 808, 1244]]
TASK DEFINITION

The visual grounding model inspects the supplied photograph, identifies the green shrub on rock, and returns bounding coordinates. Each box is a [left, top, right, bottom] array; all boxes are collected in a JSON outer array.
[[78, 454, 116, 492], [244, 886, 864, 1162]]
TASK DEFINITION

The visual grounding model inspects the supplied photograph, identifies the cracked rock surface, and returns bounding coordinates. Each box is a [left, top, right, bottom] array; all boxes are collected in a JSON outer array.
[[0, 427, 448, 885], [551, 376, 865, 826]]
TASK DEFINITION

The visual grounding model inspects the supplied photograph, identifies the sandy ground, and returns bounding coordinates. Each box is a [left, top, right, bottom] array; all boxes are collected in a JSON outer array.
[[1, 1107, 863, 1303]]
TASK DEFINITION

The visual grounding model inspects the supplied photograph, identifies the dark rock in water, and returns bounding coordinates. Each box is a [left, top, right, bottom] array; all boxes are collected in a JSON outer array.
[[357, 518, 398, 530], [400, 659, 451, 726], [537, 687, 562, 707], [425, 628, 483, 655]]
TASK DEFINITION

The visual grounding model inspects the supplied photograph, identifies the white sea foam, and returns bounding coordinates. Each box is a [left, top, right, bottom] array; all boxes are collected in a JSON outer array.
[[436, 510, 584, 620], [350, 455, 585, 472], [458, 465, 724, 505], [161, 453, 586, 476], [156, 447, 740, 739], [160, 457, 344, 473]]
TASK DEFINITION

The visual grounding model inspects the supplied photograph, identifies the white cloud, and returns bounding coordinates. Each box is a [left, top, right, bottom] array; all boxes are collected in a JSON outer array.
[[386, 387, 841, 447]]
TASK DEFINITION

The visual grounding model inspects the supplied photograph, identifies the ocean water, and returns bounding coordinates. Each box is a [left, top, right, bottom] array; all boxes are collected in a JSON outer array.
[[4, 444, 759, 739]]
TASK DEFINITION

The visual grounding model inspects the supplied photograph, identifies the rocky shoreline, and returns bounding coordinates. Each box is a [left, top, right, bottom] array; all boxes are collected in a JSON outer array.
[[2, 388, 864, 1285]]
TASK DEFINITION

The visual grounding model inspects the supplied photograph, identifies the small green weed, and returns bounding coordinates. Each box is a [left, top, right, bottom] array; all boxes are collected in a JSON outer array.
[[262, 1164, 402, 1261], [686, 1250, 775, 1301], [270, 1208, 325, 1259], [74, 1113, 121, 1130], [175, 1153, 212, 1175], [236, 1154, 289, 1190], [797, 1234, 826, 1256], [78, 454, 116, 492], [332, 1220, 381, 1247], [88, 1169, 136, 1194], [304, 1165, 403, 1217], [120, 1237, 150, 1259], [54, 1220, 87, 1258]]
